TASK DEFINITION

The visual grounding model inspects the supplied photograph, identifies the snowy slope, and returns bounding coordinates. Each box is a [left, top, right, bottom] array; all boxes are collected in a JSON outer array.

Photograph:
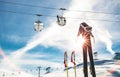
[[43, 59, 120, 77], [0, 59, 120, 77]]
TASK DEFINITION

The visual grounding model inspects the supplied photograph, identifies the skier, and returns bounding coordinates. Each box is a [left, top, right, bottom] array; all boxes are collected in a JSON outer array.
[[77, 22, 96, 77]]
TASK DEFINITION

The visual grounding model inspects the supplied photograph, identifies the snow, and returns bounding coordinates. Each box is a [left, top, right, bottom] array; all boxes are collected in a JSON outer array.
[[0, 59, 120, 77]]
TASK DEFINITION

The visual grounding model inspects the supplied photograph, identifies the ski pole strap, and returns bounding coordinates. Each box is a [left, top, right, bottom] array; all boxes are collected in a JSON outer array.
[[64, 51, 68, 67], [71, 51, 76, 65]]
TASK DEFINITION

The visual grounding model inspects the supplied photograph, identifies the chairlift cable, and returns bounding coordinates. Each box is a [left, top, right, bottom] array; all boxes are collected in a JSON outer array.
[[0, 0, 120, 16], [0, 9, 120, 22]]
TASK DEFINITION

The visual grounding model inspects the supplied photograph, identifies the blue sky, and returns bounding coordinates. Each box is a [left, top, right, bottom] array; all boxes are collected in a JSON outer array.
[[0, 0, 70, 52], [0, 0, 120, 75]]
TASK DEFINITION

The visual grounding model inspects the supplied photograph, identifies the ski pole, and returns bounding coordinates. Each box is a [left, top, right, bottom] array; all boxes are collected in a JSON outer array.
[[66, 65, 69, 77], [71, 51, 76, 77], [64, 51, 69, 77]]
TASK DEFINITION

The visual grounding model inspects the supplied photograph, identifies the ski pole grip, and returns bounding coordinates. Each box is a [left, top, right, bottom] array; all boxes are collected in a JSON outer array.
[[71, 51, 76, 65]]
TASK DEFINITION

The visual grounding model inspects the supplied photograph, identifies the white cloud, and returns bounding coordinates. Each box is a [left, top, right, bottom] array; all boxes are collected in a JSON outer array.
[[1, 34, 28, 43], [21, 53, 51, 59]]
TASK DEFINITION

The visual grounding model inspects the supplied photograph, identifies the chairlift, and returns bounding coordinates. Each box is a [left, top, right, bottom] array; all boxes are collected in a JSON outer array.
[[34, 20, 44, 31], [57, 15, 66, 26], [57, 8, 66, 26], [34, 14, 44, 31]]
